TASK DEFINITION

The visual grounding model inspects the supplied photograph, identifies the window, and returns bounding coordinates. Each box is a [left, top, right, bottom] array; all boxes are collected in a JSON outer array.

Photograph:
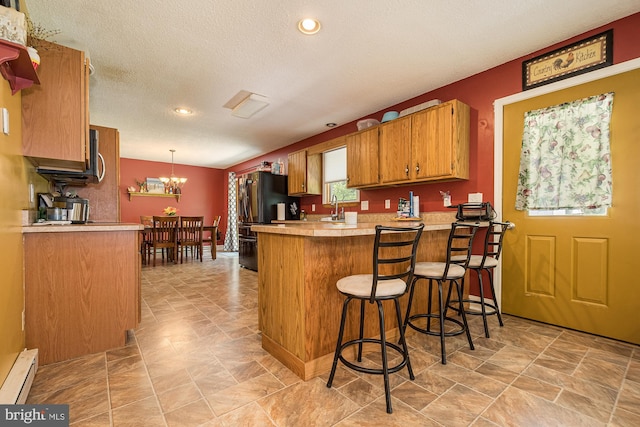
[[323, 147, 359, 204]]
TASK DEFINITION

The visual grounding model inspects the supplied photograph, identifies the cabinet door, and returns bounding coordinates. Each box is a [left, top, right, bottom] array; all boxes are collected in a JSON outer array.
[[346, 127, 379, 187], [71, 125, 120, 222], [379, 116, 412, 184], [288, 150, 322, 195], [288, 150, 307, 195], [22, 41, 88, 170], [412, 100, 470, 181]]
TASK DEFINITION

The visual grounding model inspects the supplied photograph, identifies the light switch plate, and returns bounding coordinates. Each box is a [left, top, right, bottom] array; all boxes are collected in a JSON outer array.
[[385, 199, 390, 209], [311, 204, 316, 212], [2, 108, 9, 135], [361, 200, 369, 210]]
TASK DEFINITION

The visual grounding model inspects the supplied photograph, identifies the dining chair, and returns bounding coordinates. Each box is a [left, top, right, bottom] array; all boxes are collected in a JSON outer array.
[[139, 215, 154, 265], [202, 215, 221, 258], [151, 216, 179, 266], [179, 216, 204, 263]]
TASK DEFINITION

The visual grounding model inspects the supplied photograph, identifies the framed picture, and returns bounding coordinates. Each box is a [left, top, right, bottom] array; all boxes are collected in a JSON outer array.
[[146, 177, 165, 194], [0, 0, 20, 11], [522, 30, 613, 90]]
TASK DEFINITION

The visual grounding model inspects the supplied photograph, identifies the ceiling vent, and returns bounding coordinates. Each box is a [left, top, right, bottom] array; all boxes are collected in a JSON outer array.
[[224, 91, 270, 119]]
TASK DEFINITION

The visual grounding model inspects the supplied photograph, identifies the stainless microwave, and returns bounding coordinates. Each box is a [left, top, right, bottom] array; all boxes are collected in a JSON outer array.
[[36, 129, 105, 185]]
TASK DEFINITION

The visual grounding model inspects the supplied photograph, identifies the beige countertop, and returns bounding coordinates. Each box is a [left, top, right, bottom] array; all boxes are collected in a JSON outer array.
[[251, 221, 452, 237], [22, 222, 144, 233]]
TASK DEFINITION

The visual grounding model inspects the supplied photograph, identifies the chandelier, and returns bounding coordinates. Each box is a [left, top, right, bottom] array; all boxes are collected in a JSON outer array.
[[159, 149, 187, 194]]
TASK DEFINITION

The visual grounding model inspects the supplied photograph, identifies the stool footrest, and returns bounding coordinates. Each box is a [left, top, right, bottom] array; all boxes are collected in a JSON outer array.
[[450, 299, 500, 316], [338, 338, 409, 376], [406, 314, 467, 338]]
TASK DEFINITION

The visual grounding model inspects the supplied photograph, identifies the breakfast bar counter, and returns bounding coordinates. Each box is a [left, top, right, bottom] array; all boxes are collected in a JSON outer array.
[[252, 217, 454, 380]]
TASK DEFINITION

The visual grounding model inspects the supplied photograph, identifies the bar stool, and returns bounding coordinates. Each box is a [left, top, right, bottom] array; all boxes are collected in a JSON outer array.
[[402, 222, 479, 364], [450, 221, 511, 338], [327, 224, 424, 414]]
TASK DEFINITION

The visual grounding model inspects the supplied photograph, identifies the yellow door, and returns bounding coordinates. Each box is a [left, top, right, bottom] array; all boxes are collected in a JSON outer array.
[[501, 68, 640, 344]]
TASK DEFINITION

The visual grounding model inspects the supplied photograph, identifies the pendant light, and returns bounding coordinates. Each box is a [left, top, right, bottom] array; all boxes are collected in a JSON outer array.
[[159, 149, 187, 194]]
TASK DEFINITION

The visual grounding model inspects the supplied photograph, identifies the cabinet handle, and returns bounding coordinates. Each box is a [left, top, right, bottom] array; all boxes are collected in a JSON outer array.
[[346, 176, 350, 183], [301, 183, 305, 189], [405, 165, 409, 176], [415, 163, 420, 174]]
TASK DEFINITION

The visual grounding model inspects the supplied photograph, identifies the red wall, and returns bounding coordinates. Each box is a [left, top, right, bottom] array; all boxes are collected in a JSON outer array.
[[224, 13, 640, 218], [119, 158, 227, 240]]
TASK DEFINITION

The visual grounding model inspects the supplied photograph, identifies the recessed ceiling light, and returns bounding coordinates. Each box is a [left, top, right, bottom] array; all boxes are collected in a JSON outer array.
[[298, 18, 321, 35], [326, 122, 337, 127], [174, 107, 192, 115]]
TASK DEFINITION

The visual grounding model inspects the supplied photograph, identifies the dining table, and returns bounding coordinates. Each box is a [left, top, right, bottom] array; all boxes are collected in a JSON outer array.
[[140, 224, 218, 261]]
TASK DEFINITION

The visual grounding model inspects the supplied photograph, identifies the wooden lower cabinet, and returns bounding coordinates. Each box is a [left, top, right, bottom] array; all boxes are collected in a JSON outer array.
[[24, 229, 140, 365]]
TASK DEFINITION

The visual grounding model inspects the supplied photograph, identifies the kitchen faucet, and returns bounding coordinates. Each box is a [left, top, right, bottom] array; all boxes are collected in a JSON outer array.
[[331, 195, 344, 220]]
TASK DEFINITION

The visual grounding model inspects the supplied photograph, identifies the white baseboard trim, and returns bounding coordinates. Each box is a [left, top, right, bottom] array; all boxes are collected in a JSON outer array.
[[0, 349, 38, 404]]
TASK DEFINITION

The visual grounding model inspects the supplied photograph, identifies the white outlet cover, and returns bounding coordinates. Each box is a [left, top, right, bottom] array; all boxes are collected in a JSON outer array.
[[385, 199, 390, 209], [311, 204, 316, 212], [361, 200, 369, 210], [2, 108, 9, 135]]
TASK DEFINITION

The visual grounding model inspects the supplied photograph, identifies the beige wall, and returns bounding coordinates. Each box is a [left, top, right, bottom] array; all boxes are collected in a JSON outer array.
[[0, 76, 48, 385], [0, 82, 27, 384]]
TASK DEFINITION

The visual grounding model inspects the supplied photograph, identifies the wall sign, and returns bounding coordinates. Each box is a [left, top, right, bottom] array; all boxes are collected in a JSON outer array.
[[522, 30, 613, 90]]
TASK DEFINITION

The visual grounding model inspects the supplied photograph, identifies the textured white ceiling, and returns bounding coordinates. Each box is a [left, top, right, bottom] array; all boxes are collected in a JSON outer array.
[[24, 0, 640, 168]]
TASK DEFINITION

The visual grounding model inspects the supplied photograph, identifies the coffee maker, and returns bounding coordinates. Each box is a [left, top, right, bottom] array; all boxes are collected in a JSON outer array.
[[53, 196, 90, 223]]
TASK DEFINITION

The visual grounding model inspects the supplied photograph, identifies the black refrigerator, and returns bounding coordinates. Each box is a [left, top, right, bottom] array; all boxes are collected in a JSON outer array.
[[238, 171, 300, 271]]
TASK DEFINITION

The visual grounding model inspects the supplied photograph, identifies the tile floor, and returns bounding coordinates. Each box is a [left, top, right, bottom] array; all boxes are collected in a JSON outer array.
[[27, 250, 640, 426]]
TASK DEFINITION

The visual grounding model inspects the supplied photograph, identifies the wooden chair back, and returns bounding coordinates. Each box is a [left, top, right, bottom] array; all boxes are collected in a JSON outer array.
[[179, 216, 204, 262], [151, 216, 179, 266]]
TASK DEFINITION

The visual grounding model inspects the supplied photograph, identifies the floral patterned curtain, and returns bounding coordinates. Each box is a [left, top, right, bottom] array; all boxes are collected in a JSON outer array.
[[223, 172, 238, 251], [515, 92, 614, 210]]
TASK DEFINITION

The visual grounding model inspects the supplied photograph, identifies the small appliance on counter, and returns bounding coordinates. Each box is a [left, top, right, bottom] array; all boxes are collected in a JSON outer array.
[[54, 196, 90, 223]]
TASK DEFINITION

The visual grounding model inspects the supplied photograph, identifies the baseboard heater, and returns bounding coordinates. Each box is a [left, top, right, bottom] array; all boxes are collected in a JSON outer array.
[[0, 349, 38, 404]]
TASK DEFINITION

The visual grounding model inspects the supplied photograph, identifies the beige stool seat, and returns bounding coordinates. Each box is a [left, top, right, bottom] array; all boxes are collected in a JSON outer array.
[[337, 274, 407, 297], [414, 262, 466, 279], [327, 224, 424, 414]]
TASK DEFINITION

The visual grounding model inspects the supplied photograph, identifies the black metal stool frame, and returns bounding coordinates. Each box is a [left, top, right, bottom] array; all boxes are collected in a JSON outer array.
[[450, 221, 510, 338], [327, 224, 424, 414], [402, 222, 479, 364]]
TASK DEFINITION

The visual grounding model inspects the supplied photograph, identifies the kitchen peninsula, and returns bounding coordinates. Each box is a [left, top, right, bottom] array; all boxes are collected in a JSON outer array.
[[22, 223, 143, 365], [252, 215, 455, 380]]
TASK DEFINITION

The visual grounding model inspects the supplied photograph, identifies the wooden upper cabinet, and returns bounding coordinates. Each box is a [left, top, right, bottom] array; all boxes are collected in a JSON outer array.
[[346, 127, 379, 188], [22, 41, 90, 171], [288, 149, 322, 196], [411, 99, 470, 181], [379, 115, 412, 184], [70, 125, 121, 222]]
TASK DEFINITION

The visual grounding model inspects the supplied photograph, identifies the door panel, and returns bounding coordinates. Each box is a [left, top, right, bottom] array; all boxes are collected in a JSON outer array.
[[502, 68, 640, 344]]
